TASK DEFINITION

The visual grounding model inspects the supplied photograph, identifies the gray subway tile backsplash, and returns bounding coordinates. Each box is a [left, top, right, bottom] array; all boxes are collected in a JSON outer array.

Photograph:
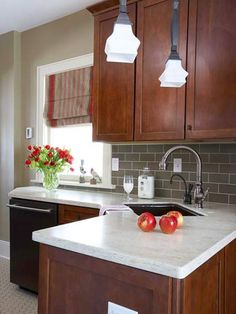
[[219, 184, 236, 194], [125, 153, 140, 161], [133, 145, 148, 152], [209, 154, 230, 163], [208, 193, 229, 204], [118, 145, 132, 153], [112, 143, 236, 205], [230, 155, 236, 163], [230, 175, 236, 184], [200, 144, 219, 153], [229, 195, 236, 204], [140, 153, 155, 162], [209, 173, 229, 184], [220, 164, 236, 173], [220, 144, 236, 153]]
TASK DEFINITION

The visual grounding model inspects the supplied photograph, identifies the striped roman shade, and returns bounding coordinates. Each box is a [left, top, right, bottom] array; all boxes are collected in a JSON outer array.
[[44, 66, 93, 127]]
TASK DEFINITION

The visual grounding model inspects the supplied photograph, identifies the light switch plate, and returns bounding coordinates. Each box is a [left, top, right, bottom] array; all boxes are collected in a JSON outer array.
[[173, 158, 182, 173], [108, 302, 138, 314], [25, 127, 33, 139], [112, 158, 119, 171]]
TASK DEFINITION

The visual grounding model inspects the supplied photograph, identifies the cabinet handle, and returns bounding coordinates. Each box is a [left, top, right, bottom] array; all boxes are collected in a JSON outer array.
[[187, 124, 192, 131], [6, 204, 53, 213]]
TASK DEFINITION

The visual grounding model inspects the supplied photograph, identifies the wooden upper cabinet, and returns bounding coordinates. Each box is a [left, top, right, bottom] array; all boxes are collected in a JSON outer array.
[[135, 0, 188, 141], [186, 0, 236, 139], [90, 0, 236, 142], [92, 3, 136, 141]]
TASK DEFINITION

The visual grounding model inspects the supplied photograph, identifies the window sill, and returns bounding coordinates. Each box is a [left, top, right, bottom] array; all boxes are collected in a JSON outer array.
[[31, 179, 116, 190]]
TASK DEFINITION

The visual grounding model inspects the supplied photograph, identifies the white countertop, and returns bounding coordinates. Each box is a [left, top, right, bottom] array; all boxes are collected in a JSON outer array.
[[9, 186, 142, 209], [8, 186, 206, 215], [9, 186, 236, 279]]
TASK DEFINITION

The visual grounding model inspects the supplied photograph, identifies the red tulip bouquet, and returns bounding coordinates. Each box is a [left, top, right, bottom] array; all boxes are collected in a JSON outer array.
[[25, 145, 74, 190]]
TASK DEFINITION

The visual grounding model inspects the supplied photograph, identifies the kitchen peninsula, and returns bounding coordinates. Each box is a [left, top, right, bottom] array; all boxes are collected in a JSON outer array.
[[9, 187, 236, 313]]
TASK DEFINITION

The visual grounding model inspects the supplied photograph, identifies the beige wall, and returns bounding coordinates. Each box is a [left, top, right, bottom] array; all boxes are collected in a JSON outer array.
[[21, 9, 94, 185], [0, 9, 93, 241], [0, 31, 21, 241]]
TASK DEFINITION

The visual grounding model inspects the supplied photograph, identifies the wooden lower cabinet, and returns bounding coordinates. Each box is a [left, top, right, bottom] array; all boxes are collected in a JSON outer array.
[[175, 250, 225, 314], [58, 204, 99, 224], [38, 240, 236, 314], [224, 239, 236, 314]]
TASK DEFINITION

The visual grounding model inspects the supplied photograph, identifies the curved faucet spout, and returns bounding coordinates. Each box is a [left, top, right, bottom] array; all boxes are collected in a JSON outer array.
[[159, 145, 207, 208], [159, 145, 202, 185]]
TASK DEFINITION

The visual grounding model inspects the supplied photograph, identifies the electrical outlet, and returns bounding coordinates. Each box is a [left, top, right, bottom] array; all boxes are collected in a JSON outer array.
[[173, 158, 182, 172], [112, 158, 119, 171], [108, 302, 138, 314]]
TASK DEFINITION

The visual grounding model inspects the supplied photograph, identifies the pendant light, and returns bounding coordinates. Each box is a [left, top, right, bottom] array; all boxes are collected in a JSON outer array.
[[105, 0, 140, 63], [159, 0, 188, 87]]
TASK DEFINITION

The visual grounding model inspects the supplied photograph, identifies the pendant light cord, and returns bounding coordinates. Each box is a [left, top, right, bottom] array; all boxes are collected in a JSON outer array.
[[170, 0, 181, 60], [116, 0, 132, 25], [120, 0, 127, 13]]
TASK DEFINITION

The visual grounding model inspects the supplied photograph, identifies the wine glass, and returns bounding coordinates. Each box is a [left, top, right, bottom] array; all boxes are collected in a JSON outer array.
[[123, 175, 134, 200]]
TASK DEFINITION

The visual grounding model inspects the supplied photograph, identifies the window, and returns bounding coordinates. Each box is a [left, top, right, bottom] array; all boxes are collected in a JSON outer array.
[[36, 54, 112, 187]]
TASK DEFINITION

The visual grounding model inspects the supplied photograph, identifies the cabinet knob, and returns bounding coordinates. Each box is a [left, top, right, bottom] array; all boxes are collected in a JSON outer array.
[[187, 124, 192, 131]]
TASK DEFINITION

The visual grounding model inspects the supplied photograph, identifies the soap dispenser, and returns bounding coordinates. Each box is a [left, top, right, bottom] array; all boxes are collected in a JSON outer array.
[[138, 167, 155, 199]]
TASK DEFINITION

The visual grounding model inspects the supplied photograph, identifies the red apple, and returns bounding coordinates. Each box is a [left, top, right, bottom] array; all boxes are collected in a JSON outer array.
[[159, 215, 177, 234], [137, 212, 157, 232], [167, 211, 184, 228]]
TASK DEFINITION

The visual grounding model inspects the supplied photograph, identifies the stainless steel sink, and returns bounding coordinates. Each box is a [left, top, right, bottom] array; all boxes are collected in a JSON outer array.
[[126, 203, 203, 216]]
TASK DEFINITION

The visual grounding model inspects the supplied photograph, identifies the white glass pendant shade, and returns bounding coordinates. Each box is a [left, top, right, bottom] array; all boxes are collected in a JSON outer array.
[[105, 23, 140, 63], [159, 59, 188, 88]]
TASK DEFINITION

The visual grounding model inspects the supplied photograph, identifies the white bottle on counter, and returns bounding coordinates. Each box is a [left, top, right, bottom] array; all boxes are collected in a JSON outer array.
[[138, 167, 155, 199]]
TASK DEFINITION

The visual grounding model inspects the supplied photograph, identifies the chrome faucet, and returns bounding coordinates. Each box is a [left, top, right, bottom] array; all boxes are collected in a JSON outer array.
[[159, 145, 209, 208]]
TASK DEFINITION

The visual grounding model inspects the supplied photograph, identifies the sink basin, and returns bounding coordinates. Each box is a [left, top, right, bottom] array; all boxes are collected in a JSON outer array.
[[126, 203, 203, 216]]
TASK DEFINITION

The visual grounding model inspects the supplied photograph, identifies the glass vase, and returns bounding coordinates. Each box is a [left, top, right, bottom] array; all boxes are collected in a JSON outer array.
[[42, 172, 59, 191]]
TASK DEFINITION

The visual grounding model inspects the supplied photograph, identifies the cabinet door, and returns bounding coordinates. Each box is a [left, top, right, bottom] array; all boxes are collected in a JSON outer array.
[[135, 0, 188, 141], [186, 0, 236, 139], [39, 244, 172, 314], [58, 204, 99, 224], [180, 250, 225, 314], [93, 4, 136, 142], [225, 239, 236, 314]]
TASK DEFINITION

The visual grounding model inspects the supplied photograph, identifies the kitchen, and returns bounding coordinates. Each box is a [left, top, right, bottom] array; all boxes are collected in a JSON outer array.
[[0, 0, 236, 313]]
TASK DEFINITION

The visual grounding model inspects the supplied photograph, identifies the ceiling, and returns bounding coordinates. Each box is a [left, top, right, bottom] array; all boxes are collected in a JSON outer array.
[[0, 0, 103, 35]]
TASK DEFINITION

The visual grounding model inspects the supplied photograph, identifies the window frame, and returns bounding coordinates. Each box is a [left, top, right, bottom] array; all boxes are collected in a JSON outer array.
[[35, 54, 113, 188]]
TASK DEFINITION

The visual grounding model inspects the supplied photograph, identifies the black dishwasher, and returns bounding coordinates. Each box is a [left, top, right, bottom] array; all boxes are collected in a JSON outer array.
[[8, 198, 58, 293]]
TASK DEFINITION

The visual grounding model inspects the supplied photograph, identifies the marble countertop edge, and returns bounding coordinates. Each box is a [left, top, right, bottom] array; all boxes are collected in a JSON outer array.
[[32, 231, 180, 278], [177, 230, 236, 279], [32, 229, 236, 279]]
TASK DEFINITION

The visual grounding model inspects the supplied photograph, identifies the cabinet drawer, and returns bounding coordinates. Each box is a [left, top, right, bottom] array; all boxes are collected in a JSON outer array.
[[59, 204, 99, 224]]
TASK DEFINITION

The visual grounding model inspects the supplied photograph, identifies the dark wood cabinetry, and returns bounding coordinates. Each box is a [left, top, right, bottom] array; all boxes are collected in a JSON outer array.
[[186, 0, 236, 139], [224, 239, 236, 314], [88, 0, 236, 142], [38, 239, 236, 314], [135, 0, 187, 141], [93, 3, 136, 141], [58, 204, 99, 224], [177, 250, 225, 314]]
